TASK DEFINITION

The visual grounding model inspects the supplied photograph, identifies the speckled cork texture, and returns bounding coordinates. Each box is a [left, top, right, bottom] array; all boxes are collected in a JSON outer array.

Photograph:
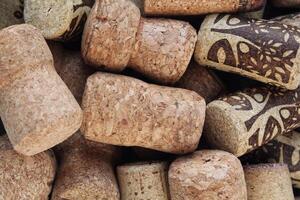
[[273, 13, 300, 28], [24, 0, 91, 41], [143, 0, 265, 16], [0, 135, 56, 199], [117, 162, 170, 200], [0, 24, 82, 156], [244, 163, 294, 200], [195, 14, 300, 90], [272, 0, 300, 7], [82, 0, 197, 84], [205, 86, 300, 157], [81, 72, 206, 154], [168, 150, 247, 200], [0, 0, 24, 29]]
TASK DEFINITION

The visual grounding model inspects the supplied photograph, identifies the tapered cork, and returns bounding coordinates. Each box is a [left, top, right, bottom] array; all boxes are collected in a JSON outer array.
[[205, 86, 300, 157], [117, 161, 169, 200], [272, 0, 300, 7], [244, 163, 294, 200], [168, 150, 247, 200], [0, 24, 82, 156], [0, 135, 56, 199], [0, 0, 24, 29], [273, 13, 300, 28], [144, 0, 265, 16], [81, 72, 205, 154], [195, 14, 300, 90], [24, 0, 91, 41]]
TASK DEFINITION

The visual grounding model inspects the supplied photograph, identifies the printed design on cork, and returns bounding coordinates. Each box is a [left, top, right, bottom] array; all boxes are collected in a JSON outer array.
[[206, 14, 300, 85], [13, 0, 24, 20]]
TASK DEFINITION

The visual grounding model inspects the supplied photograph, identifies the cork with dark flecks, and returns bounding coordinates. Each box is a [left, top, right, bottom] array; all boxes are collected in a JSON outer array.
[[273, 12, 300, 28], [271, 0, 300, 7], [0, 0, 24, 29]]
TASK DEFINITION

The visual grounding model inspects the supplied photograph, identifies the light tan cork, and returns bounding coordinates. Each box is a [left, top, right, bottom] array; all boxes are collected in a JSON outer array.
[[195, 14, 300, 90], [168, 150, 247, 200], [272, 0, 300, 7], [143, 0, 265, 16], [0, 24, 82, 156], [273, 12, 300, 28], [0, 135, 56, 200], [244, 163, 294, 200], [0, 0, 24, 29], [117, 161, 170, 200], [81, 72, 206, 154], [24, 0, 91, 41], [204, 86, 300, 157]]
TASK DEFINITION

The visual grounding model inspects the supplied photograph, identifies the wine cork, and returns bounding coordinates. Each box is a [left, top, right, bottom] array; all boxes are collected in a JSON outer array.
[[244, 163, 294, 200], [0, 135, 56, 199], [168, 150, 247, 200], [204, 86, 300, 157], [143, 0, 265, 16], [82, 0, 197, 84], [0, 24, 82, 156], [24, 0, 91, 41], [195, 14, 300, 90], [273, 13, 300, 28], [81, 72, 205, 154], [0, 0, 24, 29], [117, 161, 169, 200], [272, 0, 300, 7]]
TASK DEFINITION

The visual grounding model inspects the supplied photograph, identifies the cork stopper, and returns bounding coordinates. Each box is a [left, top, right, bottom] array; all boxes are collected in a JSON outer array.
[[0, 0, 24, 29]]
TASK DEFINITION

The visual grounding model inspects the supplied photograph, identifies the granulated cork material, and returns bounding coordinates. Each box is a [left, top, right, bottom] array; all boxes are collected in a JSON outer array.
[[273, 13, 300, 28], [0, 135, 56, 199], [81, 72, 205, 154], [0, 0, 24, 29], [244, 163, 294, 200], [168, 150, 247, 200], [0, 24, 82, 156], [272, 0, 300, 7]]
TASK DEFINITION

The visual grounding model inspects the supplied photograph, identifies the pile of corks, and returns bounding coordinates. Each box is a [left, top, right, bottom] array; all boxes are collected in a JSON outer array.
[[1, 0, 300, 199]]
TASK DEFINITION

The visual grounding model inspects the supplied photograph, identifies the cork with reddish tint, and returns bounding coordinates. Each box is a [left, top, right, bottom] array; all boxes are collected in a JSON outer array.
[[271, 0, 300, 7], [0, 24, 82, 156], [0, 0, 24, 29], [168, 150, 247, 200], [81, 72, 205, 154], [273, 13, 300, 28], [0, 135, 56, 199], [244, 164, 294, 200]]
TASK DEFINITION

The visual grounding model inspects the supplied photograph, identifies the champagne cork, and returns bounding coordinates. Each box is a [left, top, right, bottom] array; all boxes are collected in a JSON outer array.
[[117, 161, 169, 200], [143, 0, 265, 16], [273, 13, 300, 28], [272, 0, 300, 7], [195, 14, 300, 90], [0, 135, 56, 199], [81, 72, 205, 154], [0, 24, 82, 156], [168, 150, 247, 200], [205, 86, 300, 157], [24, 0, 91, 41], [244, 163, 294, 200], [0, 0, 24, 29], [82, 0, 197, 84]]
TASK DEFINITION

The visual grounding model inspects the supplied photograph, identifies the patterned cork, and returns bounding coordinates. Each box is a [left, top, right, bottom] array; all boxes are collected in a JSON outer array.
[[168, 150, 247, 200], [205, 86, 300, 157], [244, 163, 294, 200], [143, 0, 265, 16], [271, 0, 300, 7], [0, 0, 24, 29], [195, 14, 300, 90], [0, 24, 82, 156], [0, 135, 56, 199], [273, 13, 300, 28], [24, 0, 91, 41], [81, 72, 205, 154]]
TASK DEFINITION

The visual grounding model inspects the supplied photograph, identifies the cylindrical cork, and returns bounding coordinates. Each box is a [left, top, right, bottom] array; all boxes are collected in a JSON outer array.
[[195, 14, 300, 90], [168, 150, 247, 200], [0, 135, 56, 199], [143, 0, 265, 16], [81, 72, 206, 154], [0, 24, 82, 156], [117, 161, 169, 200], [244, 163, 294, 200], [273, 13, 300, 28], [271, 0, 300, 7], [0, 0, 24, 29], [24, 0, 91, 41]]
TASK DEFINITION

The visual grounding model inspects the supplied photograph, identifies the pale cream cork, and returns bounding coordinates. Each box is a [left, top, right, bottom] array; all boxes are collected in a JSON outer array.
[[195, 14, 300, 90], [272, 0, 300, 7], [81, 72, 206, 154], [0, 24, 82, 156], [0, 0, 24, 29], [0, 135, 56, 200], [273, 13, 300, 28], [244, 163, 294, 200], [117, 161, 170, 200], [168, 150, 247, 200]]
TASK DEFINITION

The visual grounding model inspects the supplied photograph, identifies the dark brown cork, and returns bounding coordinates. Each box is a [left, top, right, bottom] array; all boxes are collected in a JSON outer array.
[[0, 0, 24, 29]]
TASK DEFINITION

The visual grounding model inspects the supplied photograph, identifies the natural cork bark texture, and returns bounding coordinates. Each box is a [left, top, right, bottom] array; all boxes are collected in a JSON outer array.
[[0, 24, 82, 156], [0, 135, 56, 200], [168, 150, 247, 200], [195, 14, 300, 90], [271, 0, 300, 7], [244, 163, 294, 200], [273, 13, 300, 28], [143, 0, 264, 15], [24, 0, 91, 41], [205, 86, 300, 157], [0, 0, 24, 29], [117, 162, 170, 200], [81, 72, 206, 154]]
